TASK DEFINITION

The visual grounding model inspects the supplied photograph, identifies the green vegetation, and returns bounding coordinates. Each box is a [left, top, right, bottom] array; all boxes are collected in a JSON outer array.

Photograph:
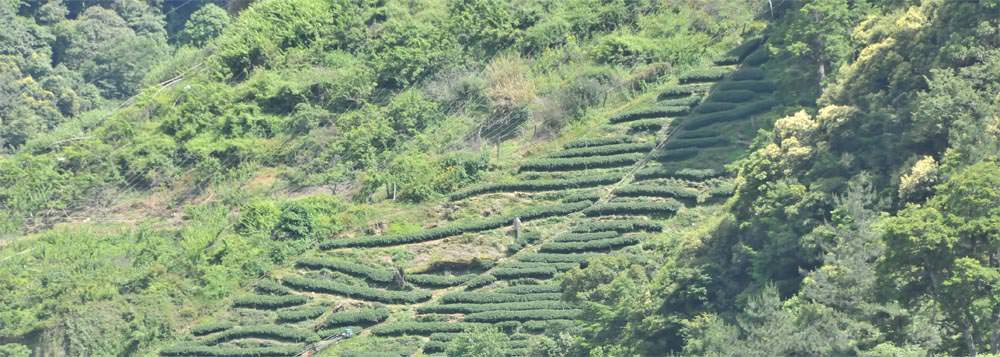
[[281, 276, 431, 304], [232, 294, 308, 310], [449, 174, 620, 200], [319, 307, 390, 329], [276, 305, 327, 323], [563, 137, 633, 149], [440, 292, 563, 304], [296, 257, 395, 283], [160, 345, 304, 357], [464, 309, 582, 323], [569, 219, 662, 233], [205, 324, 320, 344], [190, 322, 234, 337], [549, 142, 655, 158], [608, 106, 690, 124], [405, 274, 476, 288], [371, 322, 487, 336], [539, 236, 641, 253], [519, 153, 644, 172]]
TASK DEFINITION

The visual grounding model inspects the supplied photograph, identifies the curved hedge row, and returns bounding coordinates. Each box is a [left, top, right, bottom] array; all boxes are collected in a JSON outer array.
[[539, 236, 641, 253], [232, 294, 308, 310], [743, 47, 769, 66], [276, 305, 327, 323], [160, 345, 303, 357], [371, 322, 487, 336], [519, 153, 644, 172], [492, 266, 557, 280], [205, 325, 320, 344], [464, 274, 497, 290], [707, 89, 756, 103], [651, 148, 699, 162], [663, 136, 730, 150], [282, 276, 431, 304], [633, 167, 724, 181], [463, 309, 582, 323], [615, 185, 699, 201], [417, 300, 575, 314], [406, 273, 476, 288], [677, 127, 721, 140], [627, 118, 669, 133], [518, 253, 595, 264], [692, 102, 737, 114], [319, 307, 390, 329], [563, 136, 632, 149], [730, 67, 766, 81], [678, 67, 730, 84], [255, 279, 291, 295], [321, 201, 592, 249], [440, 292, 563, 304], [714, 80, 777, 93], [549, 142, 654, 158], [713, 55, 740, 66], [680, 98, 778, 130], [296, 257, 394, 283], [498, 261, 578, 271], [494, 284, 563, 294], [570, 219, 662, 233], [191, 322, 234, 336], [658, 95, 702, 107], [609, 106, 690, 124], [731, 36, 765, 61], [560, 190, 602, 203], [554, 231, 620, 242], [523, 319, 576, 332], [450, 174, 620, 200], [583, 201, 682, 217], [657, 83, 712, 100]]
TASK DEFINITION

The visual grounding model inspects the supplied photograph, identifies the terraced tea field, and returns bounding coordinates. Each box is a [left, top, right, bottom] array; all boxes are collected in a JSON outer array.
[[160, 37, 776, 357]]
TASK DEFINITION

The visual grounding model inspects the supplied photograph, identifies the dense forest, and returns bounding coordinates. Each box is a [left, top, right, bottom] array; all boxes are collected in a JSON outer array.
[[0, 0, 997, 356]]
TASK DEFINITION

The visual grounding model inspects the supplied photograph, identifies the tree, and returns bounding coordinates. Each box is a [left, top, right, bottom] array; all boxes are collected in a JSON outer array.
[[782, 0, 870, 81], [445, 327, 513, 357], [178, 4, 229, 47]]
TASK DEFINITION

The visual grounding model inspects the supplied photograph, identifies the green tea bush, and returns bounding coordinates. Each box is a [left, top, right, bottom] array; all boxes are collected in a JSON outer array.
[[494, 284, 563, 294], [281, 276, 431, 304], [371, 322, 487, 336], [633, 166, 724, 181], [615, 184, 699, 201], [663, 136, 730, 150], [254, 280, 291, 295], [742, 47, 769, 66], [463, 309, 582, 323], [707, 90, 756, 103], [550, 143, 654, 158], [160, 344, 305, 357], [729, 67, 766, 81], [191, 322, 234, 336], [498, 261, 579, 271], [680, 98, 778, 130], [656, 83, 712, 100], [657, 95, 702, 107], [464, 275, 497, 290], [518, 253, 596, 263], [714, 80, 777, 93], [561, 190, 603, 203], [321, 201, 591, 248], [451, 174, 620, 200], [730, 36, 765, 61], [522, 320, 575, 333], [554, 231, 620, 242], [406, 274, 476, 288], [608, 106, 690, 124], [678, 67, 730, 84], [319, 307, 390, 329], [563, 137, 632, 149], [440, 292, 563, 304], [692, 102, 737, 114], [417, 300, 575, 314], [423, 341, 447, 353], [492, 266, 557, 280], [518, 153, 644, 172], [232, 294, 308, 310], [205, 324, 320, 344], [652, 148, 699, 162], [276, 305, 327, 323], [713, 55, 740, 66], [570, 220, 662, 233], [296, 257, 394, 283], [677, 128, 722, 139], [627, 118, 668, 133], [539, 236, 641, 253], [583, 201, 682, 217]]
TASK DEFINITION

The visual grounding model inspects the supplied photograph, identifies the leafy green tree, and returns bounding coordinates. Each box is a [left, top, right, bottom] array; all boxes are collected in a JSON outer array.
[[447, 0, 521, 57], [368, 19, 458, 88], [445, 327, 513, 357], [782, 0, 871, 80], [178, 3, 229, 47]]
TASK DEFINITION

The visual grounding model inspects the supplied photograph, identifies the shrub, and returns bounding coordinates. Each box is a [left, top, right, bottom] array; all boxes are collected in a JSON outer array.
[[518, 153, 644, 172], [656, 83, 711, 100], [191, 322, 234, 336], [678, 67, 730, 84], [296, 257, 394, 283], [254, 279, 291, 295], [627, 118, 668, 133], [608, 106, 690, 124], [498, 261, 578, 271], [714, 80, 776, 93], [742, 47, 769, 66], [692, 102, 737, 114], [417, 300, 575, 314], [450, 174, 620, 200], [582, 201, 682, 217], [371, 322, 487, 336], [423, 341, 447, 353], [406, 274, 476, 288], [492, 267, 557, 280], [205, 325, 320, 344], [321, 201, 591, 248], [713, 55, 740, 66], [159, 345, 305, 357], [730, 36, 765, 61], [677, 128, 722, 139], [680, 98, 778, 130], [276, 305, 327, 323], [657, 95, 702, 107], [563, 137, 632, 149], [464, 275, 497, 290], [561, 190, 603, 203], [440, 292, 563, 304], [463, 309, 582, 323], [729, 67, 766, 81], [570, 220, 662, 233], [554, 231, 620, 242], [232, 294, 308, 310], [652, 148, 699, 162], [663, 137, 730, 150], [707, 90, 757, 103], [494, 284, 562, 294], [523, 320, 575, 332], [539, 236, 641, 253], [518, 253, 596, 264], [319, 307, 390, 329], [281, 276, 431, 304], [633, 167, 724, 181], [549, 143, 654, 158]]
